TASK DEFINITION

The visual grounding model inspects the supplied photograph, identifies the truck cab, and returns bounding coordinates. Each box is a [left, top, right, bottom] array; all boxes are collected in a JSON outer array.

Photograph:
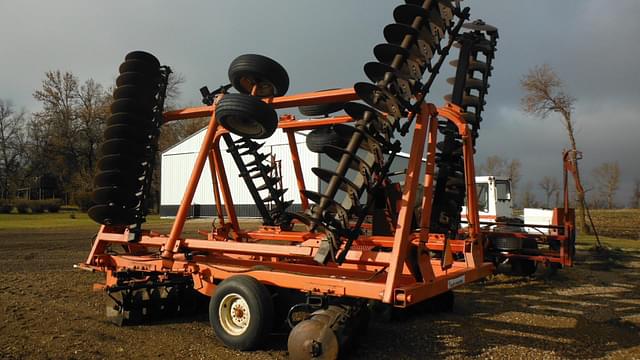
[[463, 176, 515, 222]]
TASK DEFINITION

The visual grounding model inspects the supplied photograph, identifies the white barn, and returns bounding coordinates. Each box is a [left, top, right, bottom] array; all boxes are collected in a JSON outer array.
[[160, 127, 417, 217], [160, 128, 320, 217]]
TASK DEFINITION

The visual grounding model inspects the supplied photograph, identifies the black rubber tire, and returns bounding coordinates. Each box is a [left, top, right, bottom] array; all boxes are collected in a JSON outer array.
[[298, 89, 345, 116], [299, 102, 345, 117], [305, 126, 348, 153], [492, 237, 523, 251], [209, 275, 274, 351], [228, 54, 289, 97], [511, 259, 537, 276], [215, 93, 278, 139]]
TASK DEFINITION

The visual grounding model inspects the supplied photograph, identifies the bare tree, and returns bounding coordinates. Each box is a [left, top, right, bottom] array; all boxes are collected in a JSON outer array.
[[0, 99, 27, 198], [521, 64, 588, 232], [77, 79, 110, 183], [478, 155, 506, 176], [592, 161, 620, 209], [32, 71, 81, 197], [521, 182, 539, 208], [31, 70, 110, 200], [539, 176, 560, 208], [163, 72, 186, 111], [632, 179, 640, 209]]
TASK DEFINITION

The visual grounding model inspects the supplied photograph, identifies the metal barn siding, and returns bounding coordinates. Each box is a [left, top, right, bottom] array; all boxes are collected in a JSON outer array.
[[160, 128, 318, 217]]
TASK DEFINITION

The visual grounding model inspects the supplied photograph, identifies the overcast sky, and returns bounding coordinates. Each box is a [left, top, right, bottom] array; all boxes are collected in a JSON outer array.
[[1, 1, 639, 204]]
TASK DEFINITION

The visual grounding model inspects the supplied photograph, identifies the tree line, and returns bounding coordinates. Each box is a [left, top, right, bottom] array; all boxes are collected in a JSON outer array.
[[476, 155, 636, 209], [0, 70, 206, 211], [0, 67, 638, 214]]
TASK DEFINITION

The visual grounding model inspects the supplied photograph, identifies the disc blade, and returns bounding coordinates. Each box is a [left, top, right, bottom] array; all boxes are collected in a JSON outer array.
[[97, 154, 147, 173], [93, 186, 141, 208], [94, 169, 145, 190], [462, 20, 498, 33], [88, 203, 140, 225], [323, 145, 372, 173], [312, 167, 363, 195], [373, 43, 425, 80], [354, 82, 403, 119]]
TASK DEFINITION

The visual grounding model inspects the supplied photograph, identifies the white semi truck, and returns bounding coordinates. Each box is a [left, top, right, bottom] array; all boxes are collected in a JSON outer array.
[[463, 176, 575, 275]]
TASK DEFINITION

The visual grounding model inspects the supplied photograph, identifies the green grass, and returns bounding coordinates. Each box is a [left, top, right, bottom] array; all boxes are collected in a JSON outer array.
[[2, 211, 639, 251], [577, 234, 640, 251], [0, 212, 178, 231]]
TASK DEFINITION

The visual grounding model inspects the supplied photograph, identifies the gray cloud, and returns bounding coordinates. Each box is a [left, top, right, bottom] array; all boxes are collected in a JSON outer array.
[[1, 0, 638, 203]]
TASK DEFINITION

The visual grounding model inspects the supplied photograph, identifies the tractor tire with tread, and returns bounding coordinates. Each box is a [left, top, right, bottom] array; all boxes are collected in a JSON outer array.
[[298, 89, 345, 117], [305, 126, 349, 153], [215, 93, 278, 139], [228, 54, 289, 97], [209, 275, 274, 351]]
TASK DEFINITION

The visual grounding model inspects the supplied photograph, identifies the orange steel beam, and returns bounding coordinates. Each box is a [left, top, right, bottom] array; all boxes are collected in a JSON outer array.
[[395, 261, 494, 305], [86, 225, 108, 264], [161, 111, 220, 264], [103, 255, 389, 300], [242, 230, 317, 242], [437, 103, 480, 240], [265, 87, 358, 109], [284, 129, 309, 210], [417, 111, 440, 280], [163, 88, 358, 122], [419, 112, 439, 241], [278, 115, 354, 131], [163, 105, 213, 122], [208, 150, 225, 225], [212, 134, 239, 233], [383, 103, 433, 304]]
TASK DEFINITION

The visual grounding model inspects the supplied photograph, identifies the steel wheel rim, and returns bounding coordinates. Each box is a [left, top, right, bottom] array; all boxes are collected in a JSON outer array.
[[223, 114, 265, 138], [239, 76, 275, 97], [219, 293, 251, 336]]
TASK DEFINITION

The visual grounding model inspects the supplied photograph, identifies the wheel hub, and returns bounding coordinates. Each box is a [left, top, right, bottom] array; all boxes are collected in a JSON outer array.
[[219, 293, 251, 335]]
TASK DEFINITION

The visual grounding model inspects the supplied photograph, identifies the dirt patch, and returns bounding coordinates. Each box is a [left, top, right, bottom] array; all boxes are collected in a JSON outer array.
[[1, 226, 639, 359]]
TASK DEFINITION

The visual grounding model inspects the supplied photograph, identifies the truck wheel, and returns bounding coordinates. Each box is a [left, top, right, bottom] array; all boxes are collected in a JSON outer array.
[[215, 93, 278, 139], [228, 54, 289, 97], [210, 275, 274, 351], [298, 89, 345, 116], [511, 259, 537, 276], [491, 237, 523, 251], [305, 126, 348, 153]]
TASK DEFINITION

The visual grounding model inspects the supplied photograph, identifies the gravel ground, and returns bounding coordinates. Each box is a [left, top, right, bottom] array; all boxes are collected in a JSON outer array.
[[1, 227, 639, 359]]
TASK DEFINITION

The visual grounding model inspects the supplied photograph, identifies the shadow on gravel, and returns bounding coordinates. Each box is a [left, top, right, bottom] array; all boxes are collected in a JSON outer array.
[[352, 250, 640, 359]]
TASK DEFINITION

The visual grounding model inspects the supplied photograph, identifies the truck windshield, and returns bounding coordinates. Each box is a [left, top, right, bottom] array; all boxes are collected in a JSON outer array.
[[496, 180, 511, 201], [476, 183, 489, 212]]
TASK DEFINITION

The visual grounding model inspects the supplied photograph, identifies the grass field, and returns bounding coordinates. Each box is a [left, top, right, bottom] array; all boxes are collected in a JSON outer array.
[[0, 212, 177, 230], [587, 209, 640, 239], [576, 235, 640, 250], [1, 209, 638, 249]]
